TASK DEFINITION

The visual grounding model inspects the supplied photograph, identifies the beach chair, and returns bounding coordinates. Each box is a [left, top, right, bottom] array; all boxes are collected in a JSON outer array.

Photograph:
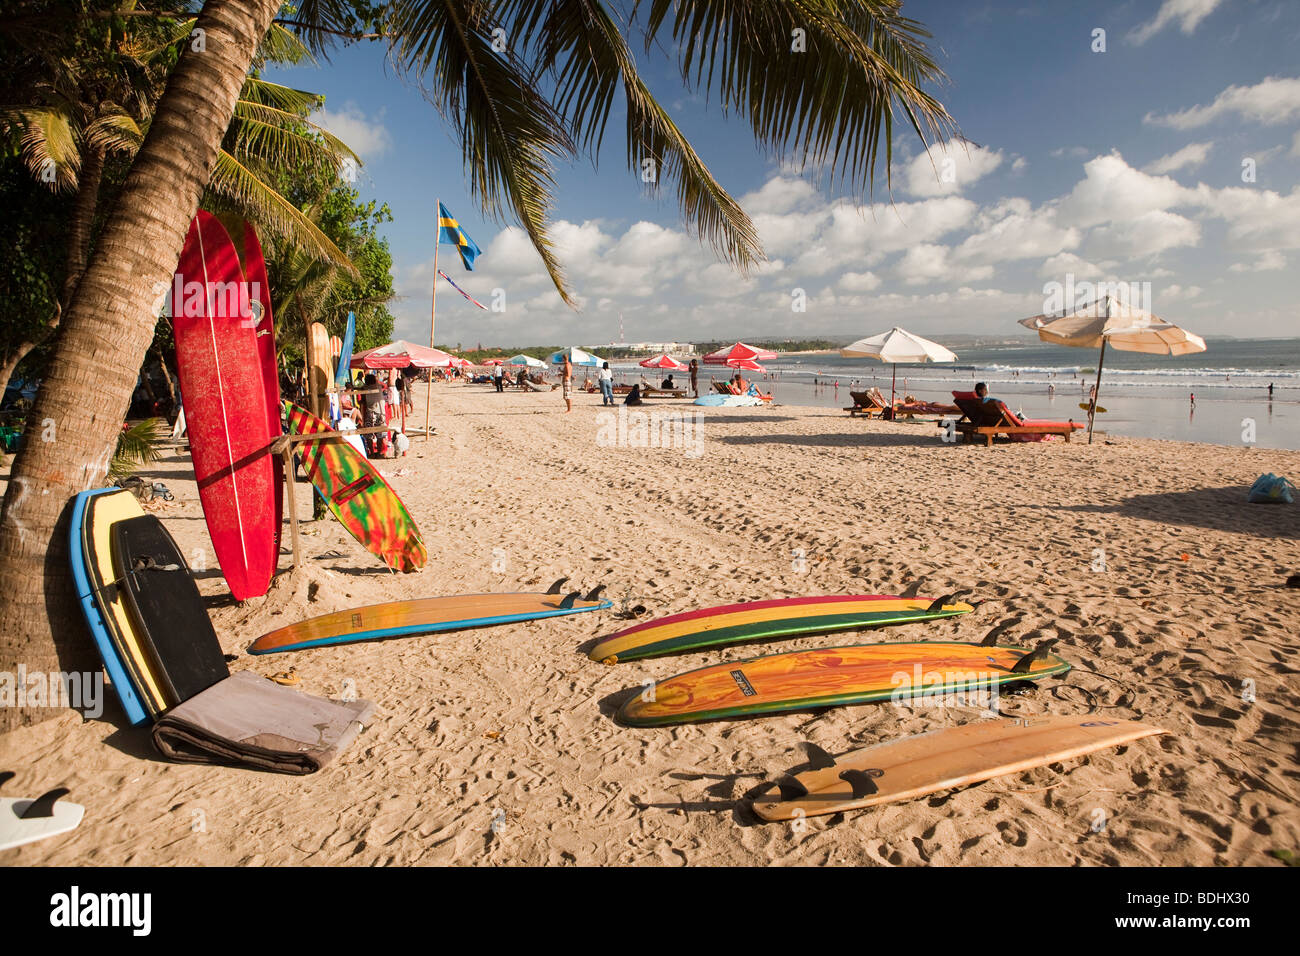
[[946, 391, 1082, 446], [640, 385, 687, 398], [845, 388, 891, 418]]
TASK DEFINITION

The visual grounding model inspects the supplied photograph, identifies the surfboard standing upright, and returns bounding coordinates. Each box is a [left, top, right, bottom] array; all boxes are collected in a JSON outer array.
[[172, 212, 278, 600], [285, 401, 427, 572]]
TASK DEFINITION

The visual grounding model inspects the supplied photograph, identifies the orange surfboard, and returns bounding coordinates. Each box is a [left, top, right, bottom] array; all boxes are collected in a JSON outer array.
[[751, 715, 1167, 821], [617, 641, 1071, 726]]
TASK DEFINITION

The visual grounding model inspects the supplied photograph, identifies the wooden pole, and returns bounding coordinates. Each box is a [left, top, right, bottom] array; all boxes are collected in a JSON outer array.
[[1087, 338, 1107, 444], [425, 200, 440, 441], [282, 445, 301, 573]]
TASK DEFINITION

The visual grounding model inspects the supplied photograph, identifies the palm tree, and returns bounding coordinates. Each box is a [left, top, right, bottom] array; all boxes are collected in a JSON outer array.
[[0, 4, 358, 393], [0, 0, 954, 729]]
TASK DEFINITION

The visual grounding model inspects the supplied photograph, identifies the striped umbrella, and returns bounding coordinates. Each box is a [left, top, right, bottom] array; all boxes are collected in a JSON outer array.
[[639, 354, 688, 370]]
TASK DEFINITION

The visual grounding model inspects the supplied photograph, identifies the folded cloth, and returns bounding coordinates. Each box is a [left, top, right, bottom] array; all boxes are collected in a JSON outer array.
[[151, 671, 376, 775]]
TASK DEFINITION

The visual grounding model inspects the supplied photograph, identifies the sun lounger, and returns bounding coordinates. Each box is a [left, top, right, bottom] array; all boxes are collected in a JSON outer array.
[[640, 385, 686, 398], [946, 391, 1082, 446], [845, 389, 889, 418]]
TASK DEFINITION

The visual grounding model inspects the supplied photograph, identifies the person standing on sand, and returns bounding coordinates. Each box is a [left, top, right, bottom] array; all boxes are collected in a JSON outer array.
[[1268, 382, 1274, 399], [562, 356, 573, 413], [493, 362, 504, 393], [599, 361, 614, 406], [689, 359, 699, 398]]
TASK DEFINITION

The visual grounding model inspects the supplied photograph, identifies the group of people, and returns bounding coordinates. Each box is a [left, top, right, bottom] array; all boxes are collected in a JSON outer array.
[[336, 369, 414, 457]]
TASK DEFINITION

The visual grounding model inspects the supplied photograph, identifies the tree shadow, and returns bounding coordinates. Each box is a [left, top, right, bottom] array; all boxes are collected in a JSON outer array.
[[714, 431, 950, 449], [1039, 486, 1300, 539]]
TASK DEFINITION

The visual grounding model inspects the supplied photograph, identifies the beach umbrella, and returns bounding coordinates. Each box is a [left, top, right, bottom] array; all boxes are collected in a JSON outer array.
[[508, 354, 548, 368], [550, 346, 607, 367], [639, 354, 688, 371], [703, 342, 778, 367], [1019, 294, 1206, 443], [839, 327, 957, 409], [351, 340, 458, 369]]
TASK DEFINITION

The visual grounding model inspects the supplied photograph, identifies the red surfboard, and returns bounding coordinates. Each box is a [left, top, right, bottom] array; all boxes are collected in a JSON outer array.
[[172, 211, 277, 600], [233, 220, 283, 558]]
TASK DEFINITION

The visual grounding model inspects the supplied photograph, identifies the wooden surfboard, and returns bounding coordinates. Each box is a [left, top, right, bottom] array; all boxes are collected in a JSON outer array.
[[590, 594, 975, 664], [248, 583, 612, 655], [69, 489, 150, 725], [284, 401, 427, 572], [172, 211, 277, 601], [1079, 403, 1108, 414], [113, 514, 229, 702], [617, 641, 1071, 727], [307, 321, 332, 419], [751, 716, 1167, 821], [74, 489, 172, 718]]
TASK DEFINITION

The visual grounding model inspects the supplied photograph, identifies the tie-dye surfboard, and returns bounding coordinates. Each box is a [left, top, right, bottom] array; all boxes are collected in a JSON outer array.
[[284, 401, 426, 572]]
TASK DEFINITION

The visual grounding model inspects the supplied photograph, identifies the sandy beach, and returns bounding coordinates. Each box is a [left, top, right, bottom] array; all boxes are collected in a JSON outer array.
[[4, 381, 1299, 866]]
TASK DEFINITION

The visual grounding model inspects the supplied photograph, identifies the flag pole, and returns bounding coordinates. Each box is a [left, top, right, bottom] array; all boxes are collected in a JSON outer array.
[[426, 200, 439, 441]]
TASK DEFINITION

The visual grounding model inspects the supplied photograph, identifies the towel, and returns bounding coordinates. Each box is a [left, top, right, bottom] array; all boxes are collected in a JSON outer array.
[[151, 671, 376, 775]]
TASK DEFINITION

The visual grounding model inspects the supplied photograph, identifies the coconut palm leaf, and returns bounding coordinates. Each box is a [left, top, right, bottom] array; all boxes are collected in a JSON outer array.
[[109, 416, 166, 480], [4, 104, 80, 191], [84, 111, 143, 155], [240, 77, 327, 115], [209, 149, 359, 274], [230, 100, 359, 170]]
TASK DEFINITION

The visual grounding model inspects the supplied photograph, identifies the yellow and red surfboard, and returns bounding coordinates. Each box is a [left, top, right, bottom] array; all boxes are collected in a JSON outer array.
[[590, 595, 974, 663], [751, 716, 1167, 821], [617, 641, 1070, 726]]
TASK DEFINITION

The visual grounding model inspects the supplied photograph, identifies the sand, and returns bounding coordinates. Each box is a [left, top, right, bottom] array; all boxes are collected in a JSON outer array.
[[3, 382, 1299, 866]]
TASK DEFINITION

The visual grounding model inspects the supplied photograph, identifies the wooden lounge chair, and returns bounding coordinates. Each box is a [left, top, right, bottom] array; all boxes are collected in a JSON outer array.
[[845, 389, 890, 418], [640, 385, 687, 398], [945, 391, 1082, 446]]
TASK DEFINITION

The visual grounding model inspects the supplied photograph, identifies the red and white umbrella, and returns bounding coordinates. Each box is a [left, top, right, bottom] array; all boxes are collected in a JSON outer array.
[[351, 340, 458, 369], [482, 358, 505, 366], [639, 354, 688, 371], [702, 342, 778, 368], [329, 335, 342, 358]]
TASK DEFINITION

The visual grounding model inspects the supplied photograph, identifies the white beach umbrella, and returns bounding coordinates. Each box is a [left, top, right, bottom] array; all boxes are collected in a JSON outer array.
[[507, 354, 548, 368], [840, 327, 958, 408], [1019, 294, 1206, 443], [550, 346, 607, 367]]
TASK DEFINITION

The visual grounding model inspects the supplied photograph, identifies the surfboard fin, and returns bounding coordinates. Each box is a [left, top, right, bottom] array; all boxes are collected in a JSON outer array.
[[773, 774, 808, 802], [558, 591, 581, 609], [19, 787, 70, 819], [926, 593, 956, 612], [839, 768, 884, 800], [1011, 638, 1059, 673], [0, 771, 13, 789], [981, 617, 1021, 646], [800, 742, 837, 771], [546, 577, 569, 595], [584, 584, 606, 602]]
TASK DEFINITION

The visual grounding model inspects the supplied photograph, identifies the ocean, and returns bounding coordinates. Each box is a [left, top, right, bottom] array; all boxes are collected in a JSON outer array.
[[616, 339, 1300, 450]]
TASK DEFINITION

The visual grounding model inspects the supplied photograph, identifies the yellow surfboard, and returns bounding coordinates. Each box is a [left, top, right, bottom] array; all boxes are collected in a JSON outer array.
[[751, 715, 1167, 821]]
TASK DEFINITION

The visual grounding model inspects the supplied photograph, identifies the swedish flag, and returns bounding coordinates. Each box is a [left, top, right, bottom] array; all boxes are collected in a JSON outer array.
[[438, 202, 481, 271]]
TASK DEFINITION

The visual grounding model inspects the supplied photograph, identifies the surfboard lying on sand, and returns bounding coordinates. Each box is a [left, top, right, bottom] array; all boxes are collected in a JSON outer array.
[[750, 716, 1167, 821], [284, 401, 427, 572], [617, 641, 1071, 727], [248, 581, 612, 654], [694, 394, 763, 407], [0, 774, 84, 852], [589, 594, 975, 664]]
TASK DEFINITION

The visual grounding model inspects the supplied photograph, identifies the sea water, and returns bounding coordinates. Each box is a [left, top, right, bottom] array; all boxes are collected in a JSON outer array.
[[617, 339, 1300, 450]]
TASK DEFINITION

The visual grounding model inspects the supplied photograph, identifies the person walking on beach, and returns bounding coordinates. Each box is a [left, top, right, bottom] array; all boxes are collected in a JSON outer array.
[[493, 362, 504, 392], [689, 359, 699, 398], [1268, 382, 1275, 399], [599, 361, 614, 406], [561, 355, 573, 413]]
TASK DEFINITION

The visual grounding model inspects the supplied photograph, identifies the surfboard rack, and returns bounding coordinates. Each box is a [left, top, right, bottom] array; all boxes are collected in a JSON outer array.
[[546, 577, 569, 595], [1012, 638, 1059, 673]]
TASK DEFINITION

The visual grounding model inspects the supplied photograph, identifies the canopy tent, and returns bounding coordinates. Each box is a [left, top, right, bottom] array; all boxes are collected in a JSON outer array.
[[550, 346, 607, 367], [1019, 294, 1206, 443], [639, 354, 688, 371], [350, 340, 458, 369], [703, 342, 778, 368], [839, 327, 958, 408], [508, 354, 548, 368]]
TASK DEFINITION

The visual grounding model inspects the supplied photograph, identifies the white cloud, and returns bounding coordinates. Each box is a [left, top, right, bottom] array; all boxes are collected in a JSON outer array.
[[838, 271, 882, 292], [895, 244, 993, 286], [1011, 157, 1028, 173], [1056, 153, 1193, 228], [1128, 0, 1224, 45], [1291, 131, 1300, 158], [1145, 76, 1300, 128], [1228, 251, 1287, 272], [1038, 252, 1110, 279], [1087, 209, 1202, 258], [1143, 142, 1213, 174], [739, 176, 819, 215], [314, 105, 392, 159], [956, 201, 1081, 264], [903, 142, 1004, 197]]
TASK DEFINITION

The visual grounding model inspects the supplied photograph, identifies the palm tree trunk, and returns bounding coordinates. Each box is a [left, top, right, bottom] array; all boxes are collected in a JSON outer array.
[[0, 0, 281, 732], [63, 145, 106, 307]]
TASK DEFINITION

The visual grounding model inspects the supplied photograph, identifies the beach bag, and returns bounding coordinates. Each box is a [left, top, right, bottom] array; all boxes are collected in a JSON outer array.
[[1248, 473, 1295, 504]]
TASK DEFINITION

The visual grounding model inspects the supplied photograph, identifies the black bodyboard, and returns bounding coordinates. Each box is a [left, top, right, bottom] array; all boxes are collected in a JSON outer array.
[[112, 515, 229, 703]]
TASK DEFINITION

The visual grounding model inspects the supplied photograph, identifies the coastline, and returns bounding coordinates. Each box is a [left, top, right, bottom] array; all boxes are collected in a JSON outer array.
[[3, 383, 1298, 865]]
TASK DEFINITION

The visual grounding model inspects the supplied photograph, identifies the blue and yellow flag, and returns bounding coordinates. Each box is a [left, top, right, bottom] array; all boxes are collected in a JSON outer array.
[[438, 202, 481, 271]]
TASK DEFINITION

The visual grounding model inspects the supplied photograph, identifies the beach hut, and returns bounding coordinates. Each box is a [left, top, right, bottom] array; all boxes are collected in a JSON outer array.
[[1019, 295, 1206, 443], [839, 327, 957, 409]]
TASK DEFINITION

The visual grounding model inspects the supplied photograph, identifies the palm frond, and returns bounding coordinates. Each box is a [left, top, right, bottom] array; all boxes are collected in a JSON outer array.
[[4, 105, 80, 191], [230, 100, 359, 170], [110, 417, 167, 480], [256, 22, 318, 68], [209, 150, 359, 275], [386, 0, 578, 306], [239, 77, 327, 115], [84, 110, 143, 155]]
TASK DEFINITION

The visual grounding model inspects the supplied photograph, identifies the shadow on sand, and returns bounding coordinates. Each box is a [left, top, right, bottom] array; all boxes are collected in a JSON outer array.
[[1034, 485, 1300, 539]]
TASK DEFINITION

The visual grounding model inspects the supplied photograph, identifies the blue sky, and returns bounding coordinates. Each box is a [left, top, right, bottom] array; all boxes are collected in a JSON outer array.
[[265, 0, 1300, 348]]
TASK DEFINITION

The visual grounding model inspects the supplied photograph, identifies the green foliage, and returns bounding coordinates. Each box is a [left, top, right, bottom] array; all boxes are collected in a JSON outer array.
[[109, 416, 166, 480], [0, 151, 67, 373]]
